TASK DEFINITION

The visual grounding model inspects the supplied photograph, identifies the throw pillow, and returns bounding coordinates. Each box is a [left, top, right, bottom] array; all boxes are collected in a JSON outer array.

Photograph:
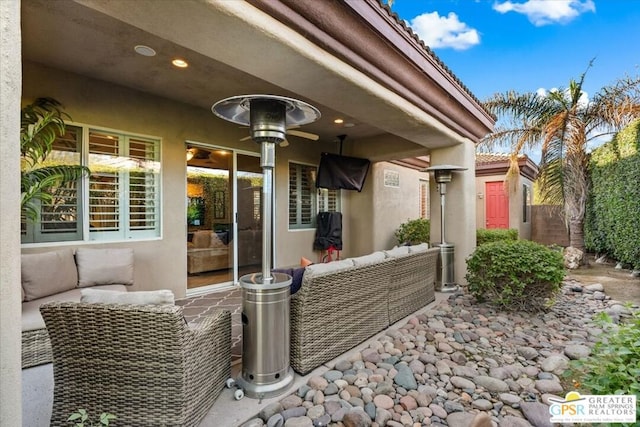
[[383, 246, 410, 258], [80, 288, 175, 305], [21, 249, 78, 301], [191, 230, 211, 248], [408, 243, 430, 253], [272, 267, 305, 295], [300, 256, 314, 267], [351, 251, 386, 266], [304, 259, 354, 278], [210, 233, 226, 248], [76, 248, 134, 287]]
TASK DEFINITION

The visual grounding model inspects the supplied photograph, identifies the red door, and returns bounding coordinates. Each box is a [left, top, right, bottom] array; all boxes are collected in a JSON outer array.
[[486, 181, 509, 229]]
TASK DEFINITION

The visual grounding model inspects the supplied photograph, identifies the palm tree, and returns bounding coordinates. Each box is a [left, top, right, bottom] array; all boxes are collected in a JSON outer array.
[[21, 97, 89, 222], [480, 62, 640, 260]]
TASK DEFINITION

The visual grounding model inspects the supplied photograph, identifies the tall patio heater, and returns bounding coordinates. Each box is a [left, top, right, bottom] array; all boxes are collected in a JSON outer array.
[[212, 95, 320, 399], [422, 165, 467, 293]]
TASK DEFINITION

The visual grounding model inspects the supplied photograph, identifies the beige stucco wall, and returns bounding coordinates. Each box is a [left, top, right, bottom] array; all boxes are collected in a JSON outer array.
[[21, 61, 340, 296], [475, 174, 534, 240], [1, 1, 22, 424]]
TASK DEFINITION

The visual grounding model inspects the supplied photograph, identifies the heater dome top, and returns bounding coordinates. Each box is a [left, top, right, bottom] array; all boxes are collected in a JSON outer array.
[[211, 94, 321, 127], [421, 164, 467, 173]]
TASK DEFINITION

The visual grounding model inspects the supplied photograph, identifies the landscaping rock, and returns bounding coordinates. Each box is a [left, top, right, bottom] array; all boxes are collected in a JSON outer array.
[[241, 283, 637, 427]]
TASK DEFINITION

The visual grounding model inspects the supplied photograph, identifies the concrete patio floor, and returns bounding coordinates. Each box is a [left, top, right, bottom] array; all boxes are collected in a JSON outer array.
[[22, 288, 448, 427]]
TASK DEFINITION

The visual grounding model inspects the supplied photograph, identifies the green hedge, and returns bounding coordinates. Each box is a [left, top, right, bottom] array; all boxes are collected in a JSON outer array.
[[465, 240, 565, 312], [476, 228, 518, 246], [585, 119, 640, 269]]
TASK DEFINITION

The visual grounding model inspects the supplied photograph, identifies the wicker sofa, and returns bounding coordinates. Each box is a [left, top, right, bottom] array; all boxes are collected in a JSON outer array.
[[21, 247, 134, 368], [290, 245, 440, 374], [40, 302, 231, 427]]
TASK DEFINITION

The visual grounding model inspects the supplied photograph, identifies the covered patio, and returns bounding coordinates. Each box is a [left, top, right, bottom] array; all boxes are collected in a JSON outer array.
[[2, 1, 493, 425]]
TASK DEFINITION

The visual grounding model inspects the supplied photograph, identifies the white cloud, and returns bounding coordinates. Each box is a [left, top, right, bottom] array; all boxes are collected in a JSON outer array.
[[537, 86, 590, 108], [493, 0, 595, 26], [409, 12, 480, 50]]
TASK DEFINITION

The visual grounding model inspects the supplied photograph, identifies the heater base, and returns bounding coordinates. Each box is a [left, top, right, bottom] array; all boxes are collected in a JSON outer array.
[[437, 283, 459, 293], [235, 367, 295, 400]]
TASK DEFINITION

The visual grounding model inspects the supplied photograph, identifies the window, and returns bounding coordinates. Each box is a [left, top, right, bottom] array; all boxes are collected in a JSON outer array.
[[522, 184, 531, 223], [21, 125, 161, 243], [419, 179, 430, 219], [289, 162, 339, 229]]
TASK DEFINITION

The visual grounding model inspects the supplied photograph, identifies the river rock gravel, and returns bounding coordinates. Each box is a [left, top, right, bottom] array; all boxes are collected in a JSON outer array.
[[240, 280, 638, 427]]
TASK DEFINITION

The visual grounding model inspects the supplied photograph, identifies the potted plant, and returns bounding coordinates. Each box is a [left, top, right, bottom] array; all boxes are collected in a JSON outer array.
[[395, 218, 430, 246]]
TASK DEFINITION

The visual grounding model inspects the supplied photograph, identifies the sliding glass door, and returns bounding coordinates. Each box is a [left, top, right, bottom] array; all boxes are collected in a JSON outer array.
[[186, 145, 262, 291]]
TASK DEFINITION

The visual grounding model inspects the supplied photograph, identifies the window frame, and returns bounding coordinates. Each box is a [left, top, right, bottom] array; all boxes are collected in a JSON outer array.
[[21, 122, 162, 245], [288, 161, 340, 230]]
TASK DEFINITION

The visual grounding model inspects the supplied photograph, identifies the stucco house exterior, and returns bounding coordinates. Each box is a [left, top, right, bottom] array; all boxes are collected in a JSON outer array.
[[475, 153, 539, 240], [1, 1, 494, 422]]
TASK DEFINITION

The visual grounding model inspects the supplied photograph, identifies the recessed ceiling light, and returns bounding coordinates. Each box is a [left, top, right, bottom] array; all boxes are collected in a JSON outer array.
[[172, 58, 189, 68], [134, 45, 156, 57], [334, 118, 344, 124]]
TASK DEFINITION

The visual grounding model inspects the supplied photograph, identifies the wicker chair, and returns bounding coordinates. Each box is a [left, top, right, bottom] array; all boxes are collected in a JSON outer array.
[[40, 302, 231, 427]]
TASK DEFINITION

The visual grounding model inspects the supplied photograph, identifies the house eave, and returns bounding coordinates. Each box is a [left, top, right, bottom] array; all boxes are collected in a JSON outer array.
[[247, 0, 495, 143]]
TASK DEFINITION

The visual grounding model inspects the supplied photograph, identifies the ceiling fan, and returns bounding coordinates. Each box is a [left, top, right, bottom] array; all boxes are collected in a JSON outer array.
[[239, 124, 319, 147]]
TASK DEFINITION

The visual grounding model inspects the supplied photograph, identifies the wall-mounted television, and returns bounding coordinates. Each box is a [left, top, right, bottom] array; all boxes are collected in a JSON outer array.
[[316, 152, 371, 192]]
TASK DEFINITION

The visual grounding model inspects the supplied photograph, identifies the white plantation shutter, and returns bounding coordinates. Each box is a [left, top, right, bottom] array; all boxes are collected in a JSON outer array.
[[128, 138, 159, 232], [289, 163, 316, 228], [289, 162, 340, 229], [21, 126, 83, 243], [318, 187, 339, 213], [89, 130, 160, 240], [420, 179, 430, 219]]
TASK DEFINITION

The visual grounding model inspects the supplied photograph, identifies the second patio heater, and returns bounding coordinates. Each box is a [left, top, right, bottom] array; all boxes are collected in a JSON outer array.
[[212, 95, 320, 399], [423, 164, 467, 293]]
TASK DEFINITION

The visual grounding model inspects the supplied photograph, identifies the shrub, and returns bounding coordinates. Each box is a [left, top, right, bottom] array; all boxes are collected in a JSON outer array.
[[565, 310, 640, 422], [395, 218, 430, 245], [476, 228, 518, 246], [465, 240, 565, 312]]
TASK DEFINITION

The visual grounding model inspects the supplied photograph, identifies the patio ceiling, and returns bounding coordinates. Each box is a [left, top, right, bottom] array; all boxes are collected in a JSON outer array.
[[21, 0, 493, 161]]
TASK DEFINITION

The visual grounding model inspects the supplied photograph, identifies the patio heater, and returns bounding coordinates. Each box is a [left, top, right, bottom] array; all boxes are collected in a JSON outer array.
[[422, 164, 467, 293], [212, 95, 320, 399]]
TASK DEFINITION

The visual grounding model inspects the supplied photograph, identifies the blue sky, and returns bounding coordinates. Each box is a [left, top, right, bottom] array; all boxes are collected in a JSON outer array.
[[388, 0, 640, 102]]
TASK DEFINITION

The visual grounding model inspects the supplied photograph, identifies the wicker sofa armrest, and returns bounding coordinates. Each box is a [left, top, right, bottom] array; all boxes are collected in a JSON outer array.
[[388, 246, 439, 324], [183, 309, 232, 424]]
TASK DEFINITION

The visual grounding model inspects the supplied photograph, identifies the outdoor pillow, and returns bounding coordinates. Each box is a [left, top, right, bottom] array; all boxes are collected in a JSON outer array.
[[80, 288, 174, 305], [21, 249, 78, 301], [351, 251, 386, 266], [304, 259, 354, 278], [272, 267, 305, 295], [76, 248, 134, 287], [300, 256, 314, 267], [408, 243, 429, 253], [383, 246, 410, 258]]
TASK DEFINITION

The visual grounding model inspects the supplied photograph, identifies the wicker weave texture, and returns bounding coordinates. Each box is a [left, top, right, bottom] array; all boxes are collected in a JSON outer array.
[[388, 247, 439, 324], [40, 302, 231, 427], [22, 327, 52, 368], [290, 259, 394, 375]]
